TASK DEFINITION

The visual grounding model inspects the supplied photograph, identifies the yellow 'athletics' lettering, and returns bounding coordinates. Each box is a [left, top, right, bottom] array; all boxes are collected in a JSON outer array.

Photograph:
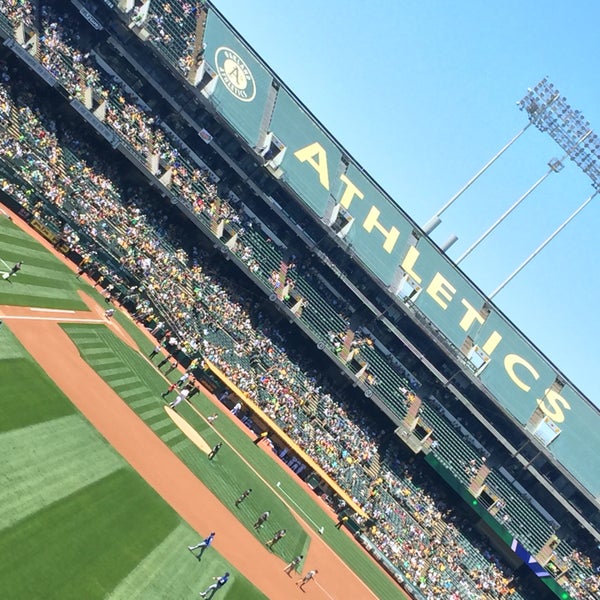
[[292, 141, 572, 425]]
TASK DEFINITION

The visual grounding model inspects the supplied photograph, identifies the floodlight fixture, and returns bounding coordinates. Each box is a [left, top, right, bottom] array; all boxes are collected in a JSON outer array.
[[518, 78, 600, 189]]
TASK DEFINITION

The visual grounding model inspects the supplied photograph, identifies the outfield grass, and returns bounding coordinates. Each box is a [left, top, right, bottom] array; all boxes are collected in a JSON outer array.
[[0, 324, 266, 600], [0, 216, 87, 310], [62, 323, 405, 599]]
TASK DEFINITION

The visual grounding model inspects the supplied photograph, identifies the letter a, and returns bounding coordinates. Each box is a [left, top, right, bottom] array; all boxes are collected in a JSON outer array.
[[294, 142, 330, 190]]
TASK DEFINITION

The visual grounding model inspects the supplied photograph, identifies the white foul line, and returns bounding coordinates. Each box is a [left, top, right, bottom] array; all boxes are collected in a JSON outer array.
[[314, 580, 336, 600], [30, 307, 76, 314], [276, 481, 325, 534], [0, 316, 108, 323]]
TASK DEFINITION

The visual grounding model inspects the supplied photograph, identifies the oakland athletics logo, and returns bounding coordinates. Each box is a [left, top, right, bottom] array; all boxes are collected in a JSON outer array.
[[214, 46, 256, 102]]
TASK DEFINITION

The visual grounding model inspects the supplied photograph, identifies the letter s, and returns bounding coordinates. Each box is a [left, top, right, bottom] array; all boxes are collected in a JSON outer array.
[[537, 389, 571, 423]]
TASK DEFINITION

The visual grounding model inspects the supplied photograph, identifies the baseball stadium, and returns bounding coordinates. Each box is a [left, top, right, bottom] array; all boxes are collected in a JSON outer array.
[[0, 1, 598, 599]]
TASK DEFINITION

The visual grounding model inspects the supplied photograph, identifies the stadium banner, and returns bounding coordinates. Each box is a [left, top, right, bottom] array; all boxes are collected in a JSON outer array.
[[203, 8, 273, 147], [199, 25, 600, 497], [407, 241, 600, 497], [511, 539, 550, 578], [30, 218, 59, 245], [410, 237, 488, 347]]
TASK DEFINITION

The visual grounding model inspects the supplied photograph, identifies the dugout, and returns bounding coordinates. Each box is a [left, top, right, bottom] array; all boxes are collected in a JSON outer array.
[[204, 358, 367, 518]]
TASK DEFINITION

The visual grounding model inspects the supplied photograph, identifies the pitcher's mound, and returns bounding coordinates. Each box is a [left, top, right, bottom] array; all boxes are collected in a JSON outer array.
[[164, 406, 212, 454]]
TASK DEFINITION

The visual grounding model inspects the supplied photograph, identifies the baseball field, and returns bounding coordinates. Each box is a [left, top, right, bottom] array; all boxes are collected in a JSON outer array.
[[0, 211, 405, 599]]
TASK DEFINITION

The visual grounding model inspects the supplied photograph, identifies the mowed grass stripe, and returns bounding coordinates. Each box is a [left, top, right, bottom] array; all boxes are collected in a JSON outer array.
[[0, 357, 75, 433], [1, 275, 80, 294], [65, 324, 155, 393], [154, 420, 177, 437], [130, 398, 156, 410], [0, 228, 46, 249], [0, 257, 69, 276], [0, 468, 179, 600], [139, 406, 166, 422], [146, 407, 173, 429], [160, 428, 185, 444], [0, 238, 67, 268], [77, 347, 115, 357], [0, 291, 86, 311], [0, 241, 65, 265], [96, 359, 126, 369], [107, 523, 262, 600], [118, 388, 146, 400], [62, 323, 309, 563], [106, 523, 199, 600], [98, 366, 133, 377], [112, 375, 144, 387], [0, 415, 123, 530], [170, 438, 192, 456], [6, 273, 80, 292]]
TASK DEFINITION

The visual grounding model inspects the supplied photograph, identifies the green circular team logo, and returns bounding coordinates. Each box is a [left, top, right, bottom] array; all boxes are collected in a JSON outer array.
[[215, 46, 256, 102]]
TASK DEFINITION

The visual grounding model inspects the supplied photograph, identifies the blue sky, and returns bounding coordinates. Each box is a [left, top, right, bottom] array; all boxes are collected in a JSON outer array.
[[215, 0, 600, 406]]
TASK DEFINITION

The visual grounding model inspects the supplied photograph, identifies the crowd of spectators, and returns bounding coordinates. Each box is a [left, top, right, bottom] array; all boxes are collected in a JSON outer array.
[[359, 452, 523, 599], [8, 0, 422, 412], [0, 4, 599, 598], [144, 1, 200, 78], [0, 1, 34, 32]]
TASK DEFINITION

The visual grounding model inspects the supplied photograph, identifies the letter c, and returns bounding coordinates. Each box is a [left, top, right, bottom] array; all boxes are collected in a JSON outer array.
[[504, 354, 539, 392]]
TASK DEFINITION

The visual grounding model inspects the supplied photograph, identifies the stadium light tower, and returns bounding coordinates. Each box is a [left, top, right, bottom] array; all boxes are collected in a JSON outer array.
[[517, 78, 600, 190], [485, 78, 600, 295], [422, 80, 560, 235]]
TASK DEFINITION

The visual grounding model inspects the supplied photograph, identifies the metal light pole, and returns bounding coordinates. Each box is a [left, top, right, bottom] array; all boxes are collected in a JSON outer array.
[[478, 80, 600, 293], [423, 125, 531, 234], [490, 190, 599, 299], [456, 130, 592, 265]]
